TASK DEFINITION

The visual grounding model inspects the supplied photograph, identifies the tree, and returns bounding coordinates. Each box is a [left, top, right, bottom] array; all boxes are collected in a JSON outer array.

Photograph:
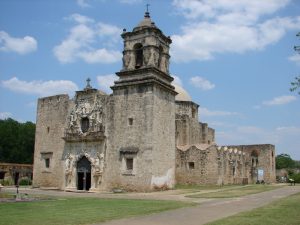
[[0, 118, 35, 164], [290, 32, 300, 94], [276, 153, 295, 169], [290, 76, 300, 94]]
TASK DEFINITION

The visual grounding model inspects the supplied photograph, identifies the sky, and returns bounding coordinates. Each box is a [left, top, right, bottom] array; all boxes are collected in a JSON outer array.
[[0, 0, 300, 159]]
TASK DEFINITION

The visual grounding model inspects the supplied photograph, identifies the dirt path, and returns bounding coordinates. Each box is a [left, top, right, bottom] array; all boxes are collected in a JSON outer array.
[[94, 186, 300, 225]]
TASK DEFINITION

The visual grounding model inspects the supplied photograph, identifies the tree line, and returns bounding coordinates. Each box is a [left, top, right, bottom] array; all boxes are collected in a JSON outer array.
[[0, 118, 35, 164], [276, 153, 300, 183], [276, 153, 300, 170]]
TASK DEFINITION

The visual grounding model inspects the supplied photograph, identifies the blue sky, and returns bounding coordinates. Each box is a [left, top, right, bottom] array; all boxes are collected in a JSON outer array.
[[0, 0, 300, 159]]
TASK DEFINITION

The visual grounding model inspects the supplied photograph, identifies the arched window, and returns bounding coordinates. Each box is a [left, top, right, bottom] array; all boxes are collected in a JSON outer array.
[[134, 43, 143, 69], [251, 150, 259, 167], [81, 117, 89, 133]]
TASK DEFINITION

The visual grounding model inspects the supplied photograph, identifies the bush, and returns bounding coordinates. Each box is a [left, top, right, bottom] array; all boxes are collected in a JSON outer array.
[[290, 173, 300, 183], [0, 179, 13, 186], [18, 178, 32, 186]]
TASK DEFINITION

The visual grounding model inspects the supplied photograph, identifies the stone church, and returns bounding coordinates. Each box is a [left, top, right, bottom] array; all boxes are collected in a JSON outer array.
[[33, 12, 276, 192]]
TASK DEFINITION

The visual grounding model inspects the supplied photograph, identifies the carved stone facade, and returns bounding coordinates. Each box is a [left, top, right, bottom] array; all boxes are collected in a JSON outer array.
[[33, 12, 276, 192]]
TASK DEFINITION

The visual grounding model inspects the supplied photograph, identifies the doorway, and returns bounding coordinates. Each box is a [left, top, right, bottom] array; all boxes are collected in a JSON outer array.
[[77, 156, 91, 191]]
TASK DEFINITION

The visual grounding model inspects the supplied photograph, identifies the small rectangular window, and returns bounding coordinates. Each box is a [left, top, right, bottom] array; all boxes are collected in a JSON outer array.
[[128, 118, 133, 125], [45, 158, 50, 168], [188, 162, 195, 169], [126, 158, 133, 170]]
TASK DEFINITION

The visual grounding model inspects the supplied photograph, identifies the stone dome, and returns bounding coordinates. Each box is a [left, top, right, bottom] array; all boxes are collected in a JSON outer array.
[[173, 84, 192, 101], [133, 12, 157, 32]]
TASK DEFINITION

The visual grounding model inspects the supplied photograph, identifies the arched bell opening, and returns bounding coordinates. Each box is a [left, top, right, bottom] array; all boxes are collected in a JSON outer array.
[[134, 43, 143, 69]]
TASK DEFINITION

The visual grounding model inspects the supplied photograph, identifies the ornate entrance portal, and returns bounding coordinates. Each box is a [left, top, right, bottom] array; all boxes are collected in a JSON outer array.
[[77, 156, 91, 191]]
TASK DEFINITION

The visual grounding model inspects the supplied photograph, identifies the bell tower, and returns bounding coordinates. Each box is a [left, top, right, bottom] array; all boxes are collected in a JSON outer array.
[[107, 11, 177, 191], [113, 10, 175, 95], [121, 11, 172, 74]]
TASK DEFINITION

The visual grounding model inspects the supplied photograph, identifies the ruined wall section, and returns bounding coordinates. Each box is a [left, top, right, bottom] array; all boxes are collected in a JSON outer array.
[[175, 146, 219, 184], [216, 147, 249, 185], [227, 144, 276, 183], [33, 94, 70, 189]]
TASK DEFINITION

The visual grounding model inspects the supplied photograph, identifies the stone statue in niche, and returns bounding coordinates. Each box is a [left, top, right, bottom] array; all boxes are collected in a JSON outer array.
[[123, 51, 131, 70], [93, 153, 104, 174], [92, 153, 105, 188], [127, 52, 135, 70], [153, 50, 159, 68], [146, 48, 157, 67], [65, 153, 74, 186], [93, 101, 103, 124], [69, 110, 78, 129], [143, 48, 151, 66]]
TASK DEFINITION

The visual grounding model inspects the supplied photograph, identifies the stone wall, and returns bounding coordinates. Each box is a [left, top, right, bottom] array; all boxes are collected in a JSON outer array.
[[152, 85, 176, 189], [226, 144, 276, 183], [104, 81, 176, 191], [105, 84, 155, 191], [176, 145, 219, 184], [0, 163, 33, 184], [176, 145, 249, 185], [33, 94, 70, 189], [175, 101, 215, 146]]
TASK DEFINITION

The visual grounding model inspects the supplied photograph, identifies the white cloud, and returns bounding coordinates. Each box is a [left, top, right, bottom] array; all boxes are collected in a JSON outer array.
[[189, 76, 215, 90], [78, 49, 122, 64], [0, 112, 12, 119], [276, 126, 300, 133], [0, 31, 37, 54], [1, 77, 78, 97], [172, 0, 290, 21], [263, 95, 297, 106], [54, 14, 122, 64], [67, 14, 94, 24], [200, 107, 238, 117], [97, 22, 120, 38], [172, 75, 183, 87], [96, 74, 118, 93], [289, 54, 300, 65], [171, 0, 300, 62], [77, 0, 91, 8]]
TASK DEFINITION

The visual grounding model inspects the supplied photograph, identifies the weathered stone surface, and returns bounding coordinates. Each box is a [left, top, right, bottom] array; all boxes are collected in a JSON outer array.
[[33, 12, 276, 192]]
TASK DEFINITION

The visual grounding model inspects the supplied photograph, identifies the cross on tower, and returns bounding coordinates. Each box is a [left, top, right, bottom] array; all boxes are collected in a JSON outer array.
[[85, 78, 92, 89], [146, 3, 150, 13]]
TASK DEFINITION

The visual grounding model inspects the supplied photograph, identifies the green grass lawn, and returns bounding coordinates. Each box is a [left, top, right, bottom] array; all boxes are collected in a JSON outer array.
[[0, 197, 193, 225], [206, 192, 300, 225], [187, 184, 281, 198]]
